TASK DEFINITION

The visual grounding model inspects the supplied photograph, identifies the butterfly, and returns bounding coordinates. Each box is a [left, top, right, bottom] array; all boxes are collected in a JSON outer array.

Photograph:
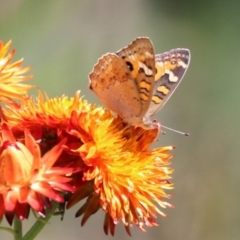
[[88, 37, 190, 129]]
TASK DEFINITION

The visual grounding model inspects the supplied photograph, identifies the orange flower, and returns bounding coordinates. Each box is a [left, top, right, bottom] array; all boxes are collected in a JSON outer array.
[[0, 40, 34, 104], [2, 90, 174, 235], [0, 124, 79, 224], [66, 109, 174, 235]]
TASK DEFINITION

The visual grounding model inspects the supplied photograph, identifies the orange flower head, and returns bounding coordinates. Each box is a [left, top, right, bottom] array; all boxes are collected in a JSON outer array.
[[2, 88, 174, 235], [0, 124, 79, 224], [66, 108, 174, 235], [0, 40, 34, 105]]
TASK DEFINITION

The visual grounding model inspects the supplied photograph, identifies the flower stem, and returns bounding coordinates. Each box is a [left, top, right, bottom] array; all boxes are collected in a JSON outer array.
[[22, 201, 59, 240], [14, 216, 22, 240]]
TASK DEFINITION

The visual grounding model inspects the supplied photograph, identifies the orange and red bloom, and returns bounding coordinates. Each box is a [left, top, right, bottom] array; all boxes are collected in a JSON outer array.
[[0, 40, 174, 235]]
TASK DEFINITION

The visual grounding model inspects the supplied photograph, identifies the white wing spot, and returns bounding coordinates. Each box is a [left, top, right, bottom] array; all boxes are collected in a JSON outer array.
[[166, 69, 178, 82], [139, 62, 153, 76], [178, 60, 187, 69], [145, 52, 154, 58]]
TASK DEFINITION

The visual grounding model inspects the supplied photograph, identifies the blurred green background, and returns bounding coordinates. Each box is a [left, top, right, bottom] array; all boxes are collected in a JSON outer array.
[[0, 0, 239, 239]]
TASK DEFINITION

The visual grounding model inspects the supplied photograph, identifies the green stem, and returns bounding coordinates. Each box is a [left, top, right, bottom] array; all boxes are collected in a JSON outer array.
[[22, 201, 59, 240], [14, 216, 22, 240], [0, 226, 16, 236]]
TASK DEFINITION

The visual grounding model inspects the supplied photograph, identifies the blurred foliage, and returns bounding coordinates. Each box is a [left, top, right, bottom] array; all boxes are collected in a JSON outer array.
[[0, 1, 239, 240]]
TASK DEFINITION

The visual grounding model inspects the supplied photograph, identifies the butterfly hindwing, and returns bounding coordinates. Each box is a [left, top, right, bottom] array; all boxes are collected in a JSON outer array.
[[145, 48, 191, 118]]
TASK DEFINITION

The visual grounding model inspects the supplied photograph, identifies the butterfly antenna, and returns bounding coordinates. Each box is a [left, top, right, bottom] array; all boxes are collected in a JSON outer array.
[[161, 125, 190, 136]]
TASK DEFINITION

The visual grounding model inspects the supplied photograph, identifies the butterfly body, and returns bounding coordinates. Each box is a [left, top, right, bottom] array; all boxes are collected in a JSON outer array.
[[89, 37, 190, 129]]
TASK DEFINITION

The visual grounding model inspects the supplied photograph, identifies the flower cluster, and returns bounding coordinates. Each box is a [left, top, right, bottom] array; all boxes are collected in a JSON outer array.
[[0, 41, 174, 236]]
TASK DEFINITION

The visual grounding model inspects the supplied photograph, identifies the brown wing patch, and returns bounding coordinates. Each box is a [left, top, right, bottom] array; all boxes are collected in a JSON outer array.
[[89, 53, 142, 120]]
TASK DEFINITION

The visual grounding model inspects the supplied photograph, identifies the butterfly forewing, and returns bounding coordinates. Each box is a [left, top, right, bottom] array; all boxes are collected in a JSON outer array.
[[116, 37, 156, 117], [145, 48, 190, 118], [89, 53, 143, 122]]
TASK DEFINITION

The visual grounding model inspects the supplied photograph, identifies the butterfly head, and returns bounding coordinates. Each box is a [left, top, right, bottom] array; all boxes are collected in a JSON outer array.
[[124, 115, 158, 130]]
